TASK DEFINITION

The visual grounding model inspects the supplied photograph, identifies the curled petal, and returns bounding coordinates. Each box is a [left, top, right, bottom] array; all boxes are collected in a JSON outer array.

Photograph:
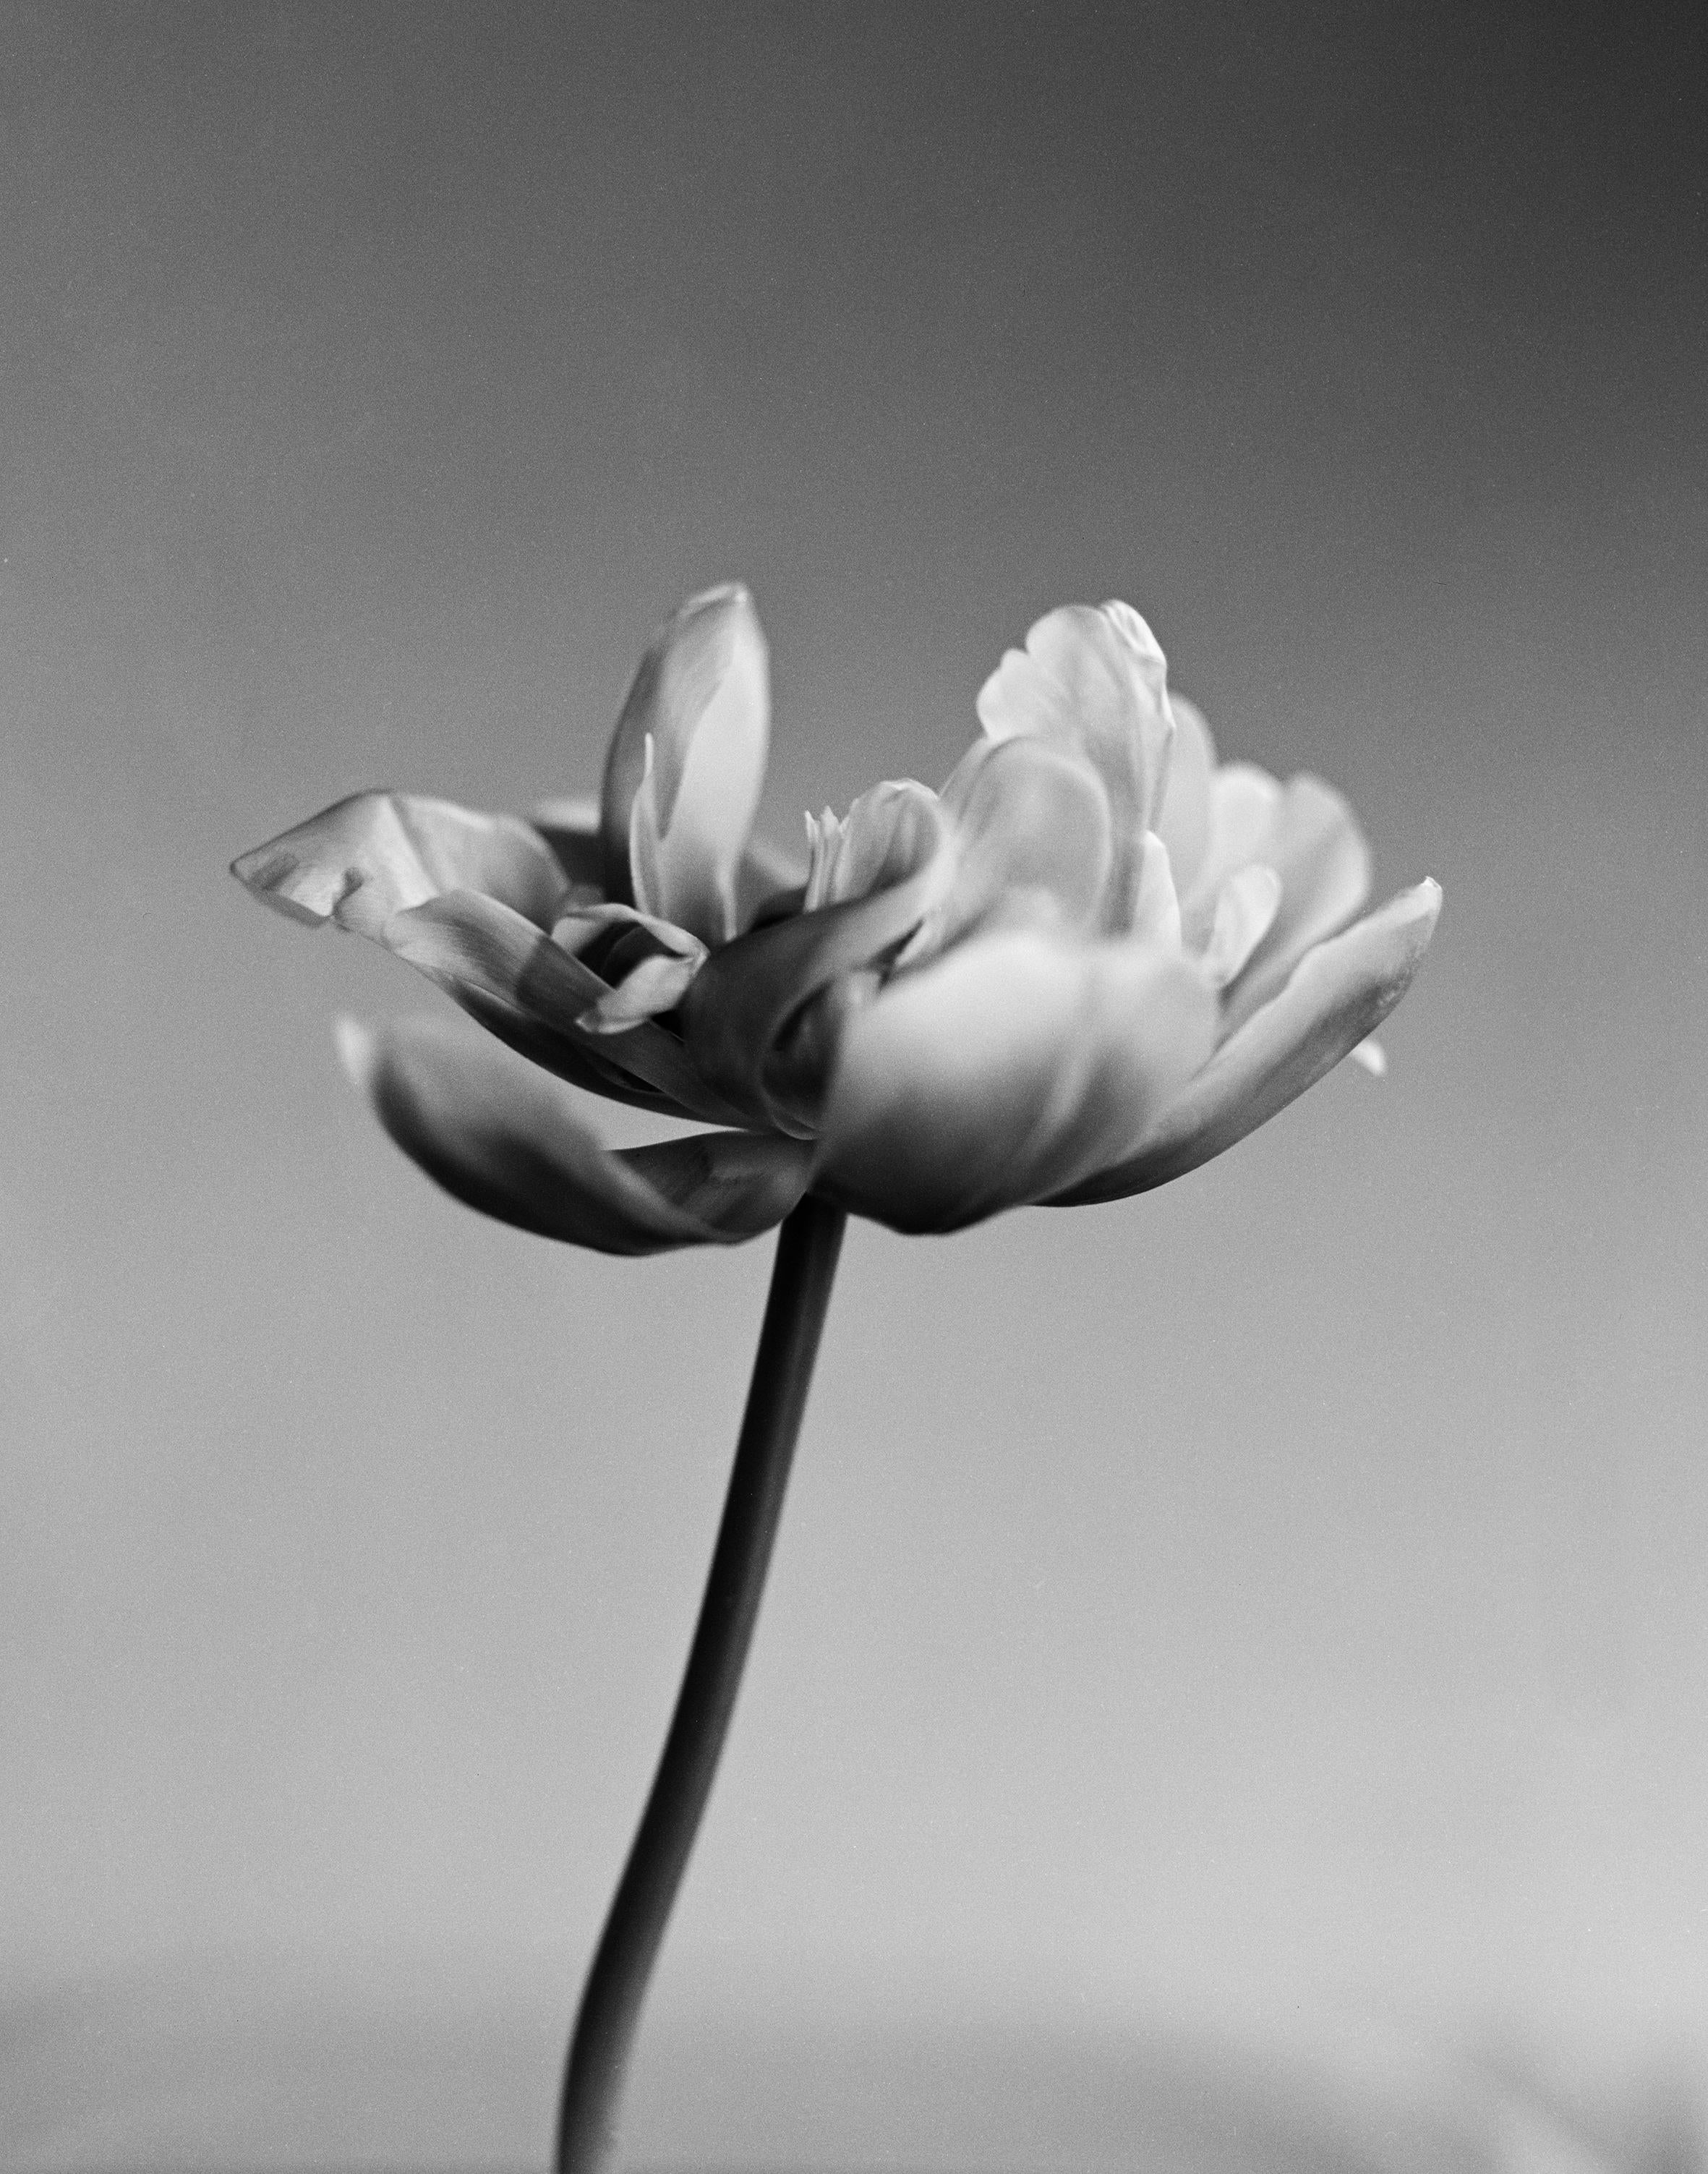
[[975, 602, 1176, 930], [1049, 879, 1442, 1206], [599, 584, 770, 945], [682, 805, 957, 1130], [1152, 693, 1216, 897], [578, 951, 702, 1034], [384, 888, 747, 1125], [338, 1016, 811, 1255], [812, 930, 1218, 1235], [552, 901, 707, 960], [231, 792, 566, 940], [1220, 773, 1372, 1028]]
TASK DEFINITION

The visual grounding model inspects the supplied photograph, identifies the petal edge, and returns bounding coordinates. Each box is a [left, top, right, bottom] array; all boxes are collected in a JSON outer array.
[[1049, 878, 1441, 1205], [340, 1015, 810, 1254]]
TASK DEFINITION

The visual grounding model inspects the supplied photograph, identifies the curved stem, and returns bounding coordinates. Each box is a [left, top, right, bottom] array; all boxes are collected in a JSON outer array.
[[555, 1194, 848, 2174]]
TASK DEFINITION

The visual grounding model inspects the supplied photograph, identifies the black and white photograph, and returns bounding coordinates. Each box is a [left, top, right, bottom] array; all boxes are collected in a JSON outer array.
[[3, 5, 1704, 2168]]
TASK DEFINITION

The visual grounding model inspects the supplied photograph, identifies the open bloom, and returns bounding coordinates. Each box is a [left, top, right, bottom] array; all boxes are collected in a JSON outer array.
[[233, 586, 1439, 1250]]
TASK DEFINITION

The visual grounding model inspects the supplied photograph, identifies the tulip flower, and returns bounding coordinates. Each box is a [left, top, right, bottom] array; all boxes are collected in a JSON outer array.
[[233, 584, 1438, 2174], [233, 587, 1439, 1251]]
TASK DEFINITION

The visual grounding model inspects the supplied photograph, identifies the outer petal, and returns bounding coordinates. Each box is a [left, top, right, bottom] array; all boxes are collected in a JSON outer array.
[[1049, 879, 1442, 1206], [599, 584, 769, 944], [812, 929, 1218, 1235], [232, 792, 567, 940], [1151, 692, 1216, 897], [339, 1016, 811, 1255]]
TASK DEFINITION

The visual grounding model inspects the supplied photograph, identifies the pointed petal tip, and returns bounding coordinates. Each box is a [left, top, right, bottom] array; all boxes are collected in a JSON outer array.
[[1049, 872, 1443, 1206], [678, 580, 763, 644], [230, 841, 330, 926], [689, 578, 752, 610], [1385, 874, 1443, 952]]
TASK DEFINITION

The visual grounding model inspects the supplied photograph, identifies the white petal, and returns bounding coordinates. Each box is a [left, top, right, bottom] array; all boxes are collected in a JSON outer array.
[[1199, 864, 1282, 988], [974, 602, 1177, 927], [1050, 879, 1441, 1205], [808, 780, 947, 912], [813, 929, 1218, 1233], [1152, 691, 1216, 897], [339, 1015, 810, 1255], [1219, 773, 1372, 1028], [599, 584, 770, 942], [1128, 832, 1182, 953], [232, 791, 566, 940], [918, 738, 1111, 962]]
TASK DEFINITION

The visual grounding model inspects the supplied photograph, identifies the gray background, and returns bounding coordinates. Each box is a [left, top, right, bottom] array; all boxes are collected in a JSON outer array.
[[3, 3, 1704, 2165]]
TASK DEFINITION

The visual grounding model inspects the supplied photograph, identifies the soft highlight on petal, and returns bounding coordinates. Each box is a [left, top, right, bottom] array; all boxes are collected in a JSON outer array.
[[923, 736, 1112, 958], [1219, 772, 1372, 1028], [975, 602, 1177, 929], [1128, 832, 1182, 953], [1182, 763, 1283, 931], [338, 1015, 811, 1254], [232, 792, 566, 940], [1049, 879, 1442, 1206], [813, 929, 1218, 1233], [1199, 864, 1282, 989], [1152, 692, 1216, 897], [599, 584, 769, 943], [535, 792, 800, 933], [803, 780, 948, 913]]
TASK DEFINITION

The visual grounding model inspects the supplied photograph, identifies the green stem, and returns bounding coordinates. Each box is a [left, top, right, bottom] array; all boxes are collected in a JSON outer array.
[[554, 1194, 848, 2174]]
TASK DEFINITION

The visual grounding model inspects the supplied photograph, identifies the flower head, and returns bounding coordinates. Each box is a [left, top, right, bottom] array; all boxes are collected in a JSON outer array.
[[233, 588, 1440, 1252]]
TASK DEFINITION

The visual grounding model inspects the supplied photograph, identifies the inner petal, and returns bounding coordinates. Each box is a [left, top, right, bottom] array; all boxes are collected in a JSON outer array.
[[1198, 864, 1282, 989], [922, 736, 1113, 958], [974, 602, 1177, 926], [599, 584, 770, 942], [1151, 693, 1216, 898], [806, 780, 947, 912]]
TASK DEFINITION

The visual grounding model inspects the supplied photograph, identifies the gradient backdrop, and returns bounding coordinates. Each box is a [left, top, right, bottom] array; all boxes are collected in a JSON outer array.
[[3, 4, 1705, 2166]]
